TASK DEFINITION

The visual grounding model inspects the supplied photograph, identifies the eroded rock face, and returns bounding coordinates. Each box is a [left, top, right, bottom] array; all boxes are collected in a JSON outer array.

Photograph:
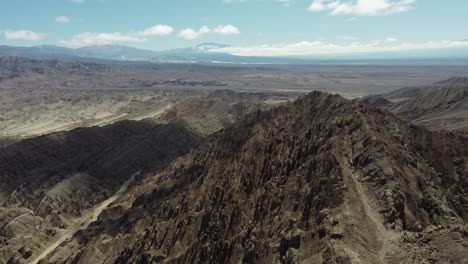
[[31, 92, 468, 263], [0, 121, 201, 263]]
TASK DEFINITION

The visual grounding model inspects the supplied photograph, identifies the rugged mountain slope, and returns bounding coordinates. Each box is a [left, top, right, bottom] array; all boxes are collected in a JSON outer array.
[[42, 92, 467, 264], [389, 80, 468, 131], [159, 90, 288, 135], [362, 77, 468, 103], [362, 77, 468, 131], [0, 57, 297, 144], [0, 86, 285, 146], [0, 120, 200, 263], [0, 88, 178, 143], [0, 57, 178, 142]]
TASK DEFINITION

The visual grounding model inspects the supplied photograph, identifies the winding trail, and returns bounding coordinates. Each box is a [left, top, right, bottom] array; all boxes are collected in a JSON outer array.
[[335, 143, 395, 264], [3, 210, 33, 232], [348, 172, 393, 263], [30, 173, 138, 264]]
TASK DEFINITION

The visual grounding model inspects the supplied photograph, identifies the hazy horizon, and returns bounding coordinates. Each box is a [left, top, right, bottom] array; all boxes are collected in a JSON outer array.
[[1, 0, 468, 59]]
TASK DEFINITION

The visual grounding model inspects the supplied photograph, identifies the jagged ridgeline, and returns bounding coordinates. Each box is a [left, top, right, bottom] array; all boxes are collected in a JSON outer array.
[[37, 92, 467, 264]]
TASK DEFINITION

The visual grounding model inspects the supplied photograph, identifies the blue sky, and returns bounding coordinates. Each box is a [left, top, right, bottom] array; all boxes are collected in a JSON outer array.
[[1, 0, 468, 56]]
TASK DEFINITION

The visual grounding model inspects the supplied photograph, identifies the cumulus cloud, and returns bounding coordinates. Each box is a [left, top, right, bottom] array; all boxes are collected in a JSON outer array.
[[178, 26, 211, 39], [213, 25, 240, 35], [385, 37, 399, 42], [136, 25, 174, 36], [55, 16, 71, 23], [178, 25, 240, 39], [207, 39, 468, 57], [308, 0, 416, 16], [3, 30, 46, 41], [60, 24, 174, 47], [60, 32, 145, 46]]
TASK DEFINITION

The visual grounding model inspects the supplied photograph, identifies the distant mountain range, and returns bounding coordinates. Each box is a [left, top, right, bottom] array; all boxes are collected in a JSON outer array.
[[2, 43, 468, 64], [0, 43, 304, 64]]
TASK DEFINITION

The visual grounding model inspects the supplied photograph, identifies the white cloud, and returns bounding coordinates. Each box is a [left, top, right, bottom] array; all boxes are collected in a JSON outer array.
[[60, 24, 174, 47], [136, 25, 174, 36], [213, 24, 240, 35], [385, 37, 399, 42], [55, 16, 71, 23], [207, 39, 468, 57], [178, 26, 211, 39], [178, 24, 240, 39], [308, 0, 416, 16], [60, 32, 145, 46], [60, 23, 239, 45], [308, 0, 327, 11], [70, 0, 84, 3], [3, 30, 46, 41]]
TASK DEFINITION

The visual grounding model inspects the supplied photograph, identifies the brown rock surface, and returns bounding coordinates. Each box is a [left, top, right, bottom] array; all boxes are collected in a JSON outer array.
[[40, 91, 467, 263]]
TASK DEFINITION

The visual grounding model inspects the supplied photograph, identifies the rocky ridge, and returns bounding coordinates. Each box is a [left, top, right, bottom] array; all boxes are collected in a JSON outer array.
[[39, 91, 467, 263]]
